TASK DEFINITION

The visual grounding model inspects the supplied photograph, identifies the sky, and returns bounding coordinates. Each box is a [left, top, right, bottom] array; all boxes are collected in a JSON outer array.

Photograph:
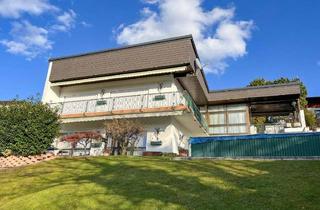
[[0, 0, 319, 100]]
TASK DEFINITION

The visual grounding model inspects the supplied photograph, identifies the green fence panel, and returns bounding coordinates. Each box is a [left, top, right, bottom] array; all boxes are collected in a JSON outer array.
[[191, 133, 320, 158]]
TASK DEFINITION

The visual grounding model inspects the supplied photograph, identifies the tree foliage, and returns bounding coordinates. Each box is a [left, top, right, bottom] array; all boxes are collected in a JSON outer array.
[[304, 109, 317, 128], [248, 77, 308, 108], [248, 77, 316, 127], [105, 119, 144, 155], [0, 100, 60, 156], [61, 131, 102, 156]]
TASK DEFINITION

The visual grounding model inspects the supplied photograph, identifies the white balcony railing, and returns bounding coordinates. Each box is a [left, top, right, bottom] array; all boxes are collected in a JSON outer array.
[[49, 91, 208, 132], [50, 92, 185, 115]]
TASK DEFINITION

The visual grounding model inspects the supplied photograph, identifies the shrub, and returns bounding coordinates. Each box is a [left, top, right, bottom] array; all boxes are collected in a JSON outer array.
[[0, 100, 60, 156], [60, 131, 102, 156], [105, 119, 144, 155], [1, 149, 12, 157], [304, 109, 317, 129]]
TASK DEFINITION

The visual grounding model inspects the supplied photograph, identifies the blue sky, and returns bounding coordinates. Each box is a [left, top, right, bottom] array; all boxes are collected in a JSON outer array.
[[0, 0, 319, 100]]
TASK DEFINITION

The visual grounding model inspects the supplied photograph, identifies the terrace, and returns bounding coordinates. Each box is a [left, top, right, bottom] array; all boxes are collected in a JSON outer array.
[[49, 91, 208, 132]]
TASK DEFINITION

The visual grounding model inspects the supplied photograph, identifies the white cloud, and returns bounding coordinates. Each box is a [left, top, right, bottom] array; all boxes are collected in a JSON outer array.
[[51, 9, 77, 32], [0, 0, 58, 18], [0, 21, 52, 59], [80, 21, 91, 28], [0, 1, 83, 59], [116, 0, 253, 74], [0, 40, 29, 56], [141, 0, 160, 4]]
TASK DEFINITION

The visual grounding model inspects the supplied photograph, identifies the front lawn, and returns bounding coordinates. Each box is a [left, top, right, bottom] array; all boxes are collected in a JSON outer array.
[[0, 157, 319, 210]]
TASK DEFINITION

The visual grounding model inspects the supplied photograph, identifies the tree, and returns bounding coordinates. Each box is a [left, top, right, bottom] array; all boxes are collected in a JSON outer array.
[[105, 119, 144, 155], [0, 99, 60, 156], [61, 131, 102, 156], [248, 77, 315, 127], [304, 109, 317, 129], [248, 77, 308, 108]]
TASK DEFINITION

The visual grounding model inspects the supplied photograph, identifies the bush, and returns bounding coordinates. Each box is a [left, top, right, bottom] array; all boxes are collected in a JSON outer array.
[[304, 109, 316, 129], [1, 149, 12, 157], [0, 100, 60, 156]]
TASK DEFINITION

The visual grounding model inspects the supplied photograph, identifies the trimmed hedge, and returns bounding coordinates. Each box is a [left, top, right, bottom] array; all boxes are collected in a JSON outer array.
[[0, 100, 60, 156]]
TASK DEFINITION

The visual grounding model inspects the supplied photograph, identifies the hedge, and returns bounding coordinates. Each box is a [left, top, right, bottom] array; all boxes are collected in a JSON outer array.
[[0, 100, 60, 156]]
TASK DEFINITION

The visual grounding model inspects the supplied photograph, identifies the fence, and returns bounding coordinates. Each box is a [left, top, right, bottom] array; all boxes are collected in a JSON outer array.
[[191, 132, 320, 158]]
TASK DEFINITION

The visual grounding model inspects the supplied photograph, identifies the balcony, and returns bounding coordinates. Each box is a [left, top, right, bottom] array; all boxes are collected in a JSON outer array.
[[49, 91, 208, 132]]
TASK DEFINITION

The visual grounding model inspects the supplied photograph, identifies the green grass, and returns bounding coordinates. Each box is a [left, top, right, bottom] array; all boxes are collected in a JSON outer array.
[[0, 157, 320, 210]]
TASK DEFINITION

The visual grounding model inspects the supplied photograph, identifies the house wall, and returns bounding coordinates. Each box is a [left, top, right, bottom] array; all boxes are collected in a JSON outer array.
[[43, 71, 184, 104], [57, 116, 193, 155]]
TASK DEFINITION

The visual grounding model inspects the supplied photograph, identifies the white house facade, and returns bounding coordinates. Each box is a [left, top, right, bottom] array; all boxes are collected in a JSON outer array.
[[42, 35, 306, 156]]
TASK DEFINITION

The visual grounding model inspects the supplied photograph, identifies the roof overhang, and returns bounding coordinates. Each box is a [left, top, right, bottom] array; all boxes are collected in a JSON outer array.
[[250, 99, 297, 116], [307, 97, 320, 108], [51, 66, 188, 87], [177, 75, 207, 105], [207, 83, 301, 105]]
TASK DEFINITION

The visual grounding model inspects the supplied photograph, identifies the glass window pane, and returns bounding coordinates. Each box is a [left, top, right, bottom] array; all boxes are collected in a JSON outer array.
[[209, 126, 227, 134], [228, 112, 246, 124], [228, 125, 247, 134], [209, 113, 225, 125]]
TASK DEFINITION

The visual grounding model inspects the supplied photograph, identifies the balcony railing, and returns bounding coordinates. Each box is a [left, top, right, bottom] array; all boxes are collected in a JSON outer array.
[[49, 91, 208, 132], [183, 92, 209, 132]]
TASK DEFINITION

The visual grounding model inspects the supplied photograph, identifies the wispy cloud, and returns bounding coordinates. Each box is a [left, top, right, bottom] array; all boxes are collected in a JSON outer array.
[[1, 21, 52, 59], [51, 9, 77, 32], [0, 0, 58, 18], [141, 0, 159, 4], [80, 21, 91, 28], [0, 1, 88, 59], [116, 0, 253, 74]]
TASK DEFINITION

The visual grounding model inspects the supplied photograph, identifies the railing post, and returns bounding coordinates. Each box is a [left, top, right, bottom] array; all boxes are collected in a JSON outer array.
[[85, 101, 89, 113], [60, 102, 64, 115], [111, 98, 115, 111], [146, 94, 149, 108], [140, 95, 144, 109], [172, 92, 175, 107]]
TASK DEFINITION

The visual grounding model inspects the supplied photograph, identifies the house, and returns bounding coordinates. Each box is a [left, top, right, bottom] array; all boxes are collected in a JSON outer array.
[[42, 35, 305, 155]]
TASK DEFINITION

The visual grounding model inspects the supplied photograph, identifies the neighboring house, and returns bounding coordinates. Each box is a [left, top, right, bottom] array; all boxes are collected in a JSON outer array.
[[307, 97, 320, 128], [42, 35, 305, 155]]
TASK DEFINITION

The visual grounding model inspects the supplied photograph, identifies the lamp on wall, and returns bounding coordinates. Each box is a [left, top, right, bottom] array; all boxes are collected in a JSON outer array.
[[158, 83, 163, 92], [100, 89, 105, 98]]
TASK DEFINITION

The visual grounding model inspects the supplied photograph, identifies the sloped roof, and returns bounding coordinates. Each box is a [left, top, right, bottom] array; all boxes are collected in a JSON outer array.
[[207, 82, 301, 104], [49, 35, 198, 82]]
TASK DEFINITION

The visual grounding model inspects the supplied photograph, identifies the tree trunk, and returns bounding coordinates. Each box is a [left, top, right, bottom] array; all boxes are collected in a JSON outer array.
[[122, 146, 127, 156], [111, 139, 116, 155]]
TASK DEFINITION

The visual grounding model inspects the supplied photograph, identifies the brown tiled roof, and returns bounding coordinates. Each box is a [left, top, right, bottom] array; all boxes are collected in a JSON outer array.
[[49, 35, 198, 82], [206, 82, 301, 104], [48, 34, 301, 105]]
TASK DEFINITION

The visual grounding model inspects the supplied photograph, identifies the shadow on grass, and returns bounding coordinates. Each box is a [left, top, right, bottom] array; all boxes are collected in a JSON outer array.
[[0, 157, 320, 210]]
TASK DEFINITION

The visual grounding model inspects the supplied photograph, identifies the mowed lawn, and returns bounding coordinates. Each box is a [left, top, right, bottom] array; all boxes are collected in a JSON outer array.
[[0, 157, 320, 210]]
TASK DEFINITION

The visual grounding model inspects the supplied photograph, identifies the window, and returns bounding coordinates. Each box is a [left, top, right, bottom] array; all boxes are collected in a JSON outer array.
[[207, 104, 248, 135], [210, 113, 225, 125], [228, 112, 246, 124], [315, 110, 320, 119]]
